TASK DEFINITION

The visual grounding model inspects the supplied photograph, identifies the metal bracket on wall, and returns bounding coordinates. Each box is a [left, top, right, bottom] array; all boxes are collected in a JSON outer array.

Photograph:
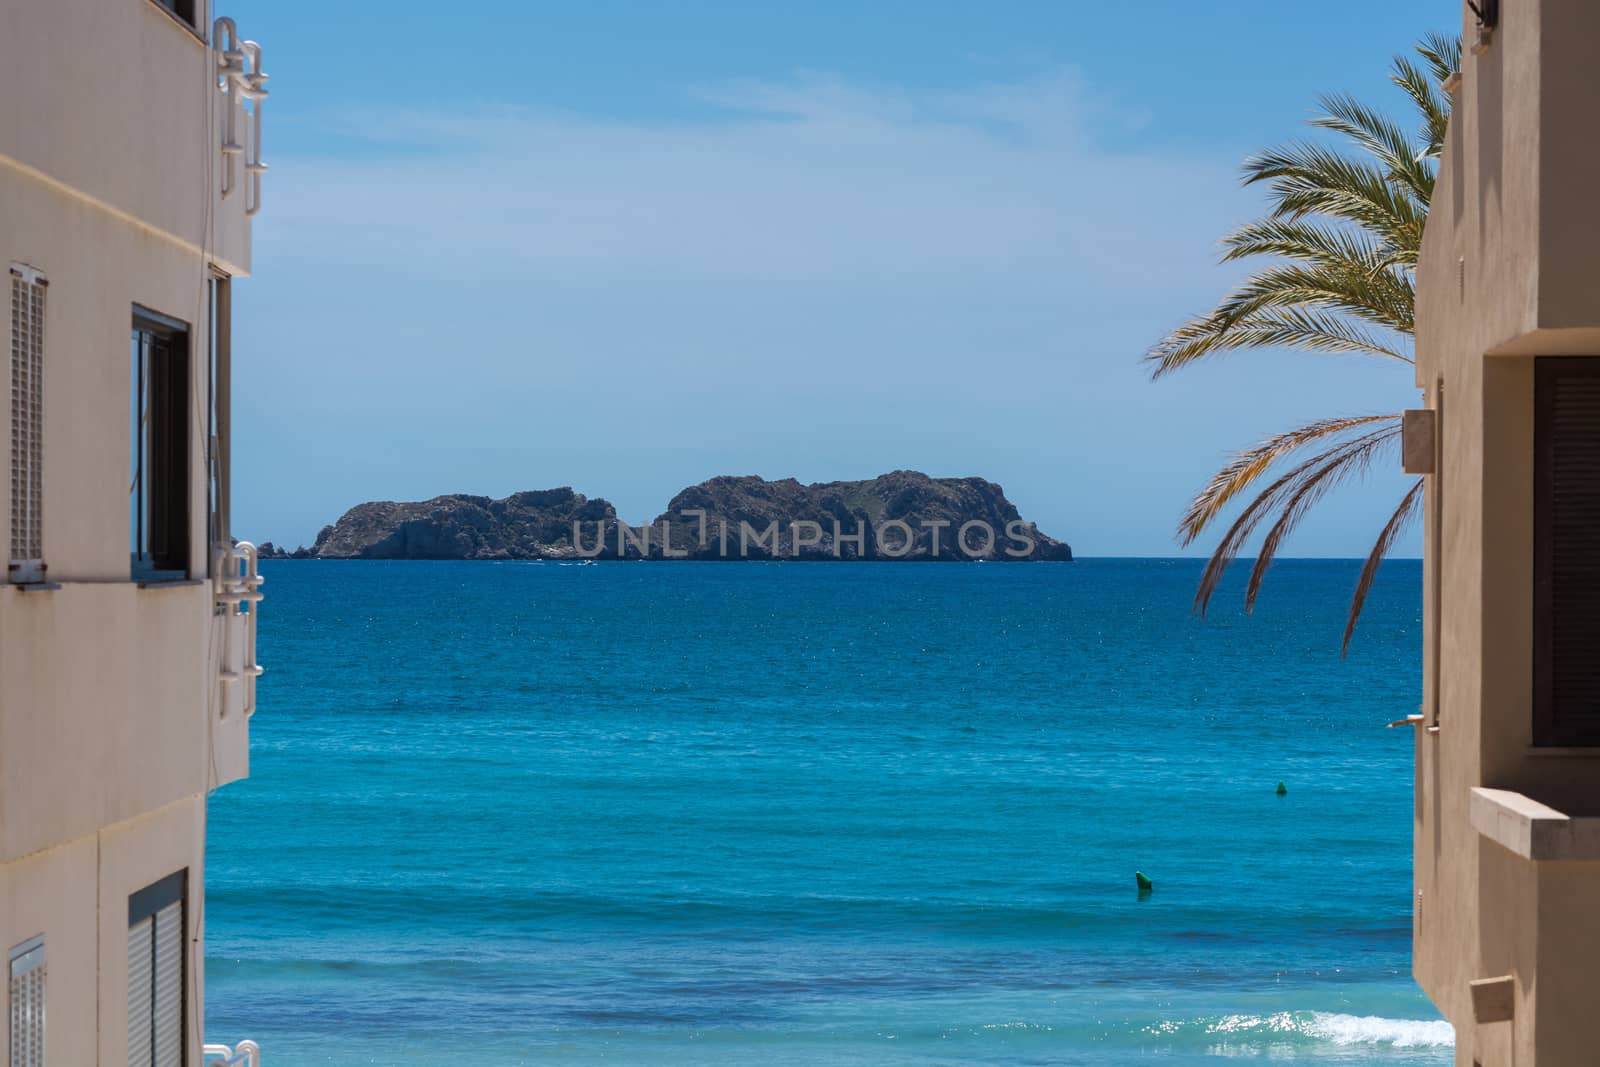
[[1402, 409, 1438, 475], [1470, 975, 1515, 1024]]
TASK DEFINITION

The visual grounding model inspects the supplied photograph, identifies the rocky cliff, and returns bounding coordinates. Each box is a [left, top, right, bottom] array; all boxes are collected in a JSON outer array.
[[304, 488, 620, 560], [651, 471, 1071, 560], [287, 472, 1071, 562]]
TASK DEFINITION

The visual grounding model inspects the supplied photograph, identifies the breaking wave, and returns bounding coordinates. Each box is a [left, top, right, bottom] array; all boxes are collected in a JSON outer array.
[[1149, 1010, 1453, 1050]]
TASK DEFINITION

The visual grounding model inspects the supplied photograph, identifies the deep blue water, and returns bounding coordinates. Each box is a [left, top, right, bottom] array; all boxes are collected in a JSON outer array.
[[204, 558, 1449, 1064]]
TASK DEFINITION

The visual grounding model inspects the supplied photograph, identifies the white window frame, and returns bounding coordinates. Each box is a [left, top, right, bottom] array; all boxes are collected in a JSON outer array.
[[8, 264, 46, 584]]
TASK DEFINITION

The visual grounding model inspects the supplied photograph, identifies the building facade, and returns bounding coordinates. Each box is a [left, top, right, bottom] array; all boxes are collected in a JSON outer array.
[[1412, 1, 1600, 1064], [1, 1, 267, 1064]]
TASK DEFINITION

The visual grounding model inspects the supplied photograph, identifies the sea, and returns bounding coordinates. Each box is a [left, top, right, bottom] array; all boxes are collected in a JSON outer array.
[[204, 558, 1451, 1065]]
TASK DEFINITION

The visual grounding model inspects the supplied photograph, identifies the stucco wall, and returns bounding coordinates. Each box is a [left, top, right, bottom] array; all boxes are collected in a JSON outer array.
[[1413, 2, 1600, 1064], [0, 836, 99, 1066], [0, 169, 215, 580], [0, 582, 213, 863], [0, 0, 251, 275], [1535, 2, 1600, 331], [0, 160, 237, 863], [0, 798, 205, 1067]]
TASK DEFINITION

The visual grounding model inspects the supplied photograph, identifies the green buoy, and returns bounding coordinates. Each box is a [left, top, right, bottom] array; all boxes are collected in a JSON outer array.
[[1276, 781, 1288, 796], [1135, 871, 1153, 894]]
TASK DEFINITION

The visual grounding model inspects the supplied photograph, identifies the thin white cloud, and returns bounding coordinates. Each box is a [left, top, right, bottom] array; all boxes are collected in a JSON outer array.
[[262, 70, 1245, 290]]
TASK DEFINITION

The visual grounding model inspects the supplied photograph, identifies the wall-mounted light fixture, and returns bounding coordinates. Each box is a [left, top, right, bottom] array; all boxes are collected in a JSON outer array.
[[1467, 0, 1498, 53]]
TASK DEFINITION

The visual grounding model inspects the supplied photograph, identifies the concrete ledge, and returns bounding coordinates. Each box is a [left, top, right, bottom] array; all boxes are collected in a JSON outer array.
[[134, 577, 204, 590], [1472, 787, 1600, 861]]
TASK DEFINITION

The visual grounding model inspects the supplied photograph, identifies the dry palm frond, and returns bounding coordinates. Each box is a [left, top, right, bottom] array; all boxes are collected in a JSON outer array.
[[1244, 425, 1400, 610], [1179, 415, 1401, 546], [1343, 479, 1425, 655], [1192, 424, 1401, 618]]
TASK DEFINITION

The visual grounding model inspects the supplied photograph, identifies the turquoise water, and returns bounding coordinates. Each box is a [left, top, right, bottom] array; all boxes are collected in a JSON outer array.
[[204, 559, 1449, 1064]]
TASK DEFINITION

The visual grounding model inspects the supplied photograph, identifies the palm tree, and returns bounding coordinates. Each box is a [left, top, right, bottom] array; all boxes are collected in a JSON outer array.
[[1147, 33, 1460, 653]]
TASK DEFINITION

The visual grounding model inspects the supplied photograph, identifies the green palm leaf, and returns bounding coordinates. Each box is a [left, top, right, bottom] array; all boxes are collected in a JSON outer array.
[[1244, 142, 1426, 254]]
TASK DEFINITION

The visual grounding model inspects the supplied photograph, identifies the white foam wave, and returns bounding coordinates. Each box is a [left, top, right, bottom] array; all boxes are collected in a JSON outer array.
[[1303, 1012, 1454, 1048], [1149, 1010, 1454, 1050], [1215, 1011, 1453, 1048]]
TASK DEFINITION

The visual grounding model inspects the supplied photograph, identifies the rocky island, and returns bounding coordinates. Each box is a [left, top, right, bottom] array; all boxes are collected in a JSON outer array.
[[260, 471, 1072, 562]]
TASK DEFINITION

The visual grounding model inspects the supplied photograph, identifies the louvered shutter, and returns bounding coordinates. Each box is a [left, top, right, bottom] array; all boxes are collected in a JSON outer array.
[[1534, 357, 1600, 746], [127, 919, 154, 1067], [7, 938, 45, 1067], [128, 871, 186, 1067], [8, 265, 45, 583], [152, 902, 183, 1067]]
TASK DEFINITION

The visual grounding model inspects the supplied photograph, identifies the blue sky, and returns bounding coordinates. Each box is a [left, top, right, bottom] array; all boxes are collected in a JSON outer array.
[[230, 1, 1449, 556]]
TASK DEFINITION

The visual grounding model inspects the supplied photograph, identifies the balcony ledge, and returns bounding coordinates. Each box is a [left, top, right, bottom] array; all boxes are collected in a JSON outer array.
[[135, 576, 205, 590], [1472, 787, 1600, 861]]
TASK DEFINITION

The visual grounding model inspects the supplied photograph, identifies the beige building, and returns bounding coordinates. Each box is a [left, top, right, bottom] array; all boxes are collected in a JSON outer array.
[[1410, 1, 1600, 1064], [1, 1, 267, 1064]]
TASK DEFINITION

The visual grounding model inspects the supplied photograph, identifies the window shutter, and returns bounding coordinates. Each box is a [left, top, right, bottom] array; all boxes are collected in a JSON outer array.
[[152, 902, 183, 1067], [128, 871, 185, 1067], [7, 937, 45, 1067], [8, 265, 45, 583], [1534, 357, 1600, 746], [127, 919, 154, 1067]]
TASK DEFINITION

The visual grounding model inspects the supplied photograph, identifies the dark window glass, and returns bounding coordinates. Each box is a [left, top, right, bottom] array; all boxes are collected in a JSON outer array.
[[154, 0, 198, 30], [130, 309, 190, 578]]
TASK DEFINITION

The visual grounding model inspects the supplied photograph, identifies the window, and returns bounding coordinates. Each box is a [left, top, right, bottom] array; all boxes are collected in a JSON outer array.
[[153, 0, 198, 30], [8, 265, 45, 584], [128, 872, 185, 1067], [206, 274, 231, 569], [130, 308, 191, 578], [1534, 357, 1600, 746], [8, 936, 45, 1067]]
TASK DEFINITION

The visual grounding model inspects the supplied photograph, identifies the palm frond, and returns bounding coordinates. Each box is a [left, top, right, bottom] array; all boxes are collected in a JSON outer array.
[[1178, 414, 1401, 546], [1243, 142, 1428, 253], [1147, 257, 1415, 378], [1342, 478, 1425, 655], [1415, 33, 1462, 87], [1392, 55, 1450, 160], [1192, 425, 1402, 617], [1244, 426, 1401, 611], [1146, 309, 1409, 377], [1310, 92, 1434, 205], [1220, 216, 1394, 269], [1210, 263, 1415, 334]]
